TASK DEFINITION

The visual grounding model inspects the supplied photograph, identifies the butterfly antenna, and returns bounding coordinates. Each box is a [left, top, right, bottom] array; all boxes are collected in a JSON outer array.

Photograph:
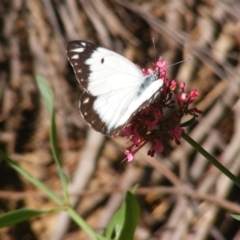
[[152, 38, 157, 63], [168, 57, 192, 68]]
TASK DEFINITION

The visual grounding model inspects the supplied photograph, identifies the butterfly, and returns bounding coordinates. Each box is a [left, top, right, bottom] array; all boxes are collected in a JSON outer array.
[[67, 41, 163, 136]]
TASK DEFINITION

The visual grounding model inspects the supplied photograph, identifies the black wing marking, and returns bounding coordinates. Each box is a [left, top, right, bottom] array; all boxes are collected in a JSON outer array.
[[67, 41, 97, 90]]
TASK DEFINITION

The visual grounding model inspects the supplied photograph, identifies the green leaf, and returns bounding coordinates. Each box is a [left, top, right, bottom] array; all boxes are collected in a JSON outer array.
[[50, 110, 69, 197], [0, 149, 62, 205], [104, 191, 140, 240], [104, 209, 121, 239], [130, 184, 139, 194], [67, 208, 107, 240], [0, 208, 56, 228], [35, 75, 54, 114], [35, 76, 69, 204], [231, 214, 240, 221]]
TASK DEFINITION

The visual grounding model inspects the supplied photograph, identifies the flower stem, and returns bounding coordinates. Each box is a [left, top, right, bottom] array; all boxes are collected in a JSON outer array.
[[183, 133, 240, 188]]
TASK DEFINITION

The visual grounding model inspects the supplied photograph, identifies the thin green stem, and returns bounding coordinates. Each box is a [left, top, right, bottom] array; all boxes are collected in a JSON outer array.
[[183, 133, 240, 188]]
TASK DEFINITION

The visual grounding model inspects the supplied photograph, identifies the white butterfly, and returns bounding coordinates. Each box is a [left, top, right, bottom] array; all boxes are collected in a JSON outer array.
[[67, 41, 163, 136]]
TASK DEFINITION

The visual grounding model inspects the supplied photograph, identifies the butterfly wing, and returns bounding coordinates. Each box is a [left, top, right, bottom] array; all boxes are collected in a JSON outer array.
[[67, 41, 163, 136]]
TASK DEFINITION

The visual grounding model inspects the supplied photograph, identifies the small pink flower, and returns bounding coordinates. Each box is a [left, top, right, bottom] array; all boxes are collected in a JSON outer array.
[[168, 126, 185, 145], [147, 68, 154, 74], [180, 82, 185, 91], [170, 80, 177, 90], [121, 126, 132, 137], [177, 92, 187, 107], [131, 133, 141, 146], [153, 139, 164, 153], [124, 149, 134, 162], [189, 89, 199, 101], [153, 108, 162, 120], [156, 60, 167, 68]]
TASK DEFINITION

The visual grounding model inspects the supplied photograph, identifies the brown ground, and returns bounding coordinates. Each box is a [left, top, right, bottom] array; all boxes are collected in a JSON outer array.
[[0, 0, 240, 239]]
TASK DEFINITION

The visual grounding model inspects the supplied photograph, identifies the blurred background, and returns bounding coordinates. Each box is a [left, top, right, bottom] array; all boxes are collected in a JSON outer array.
[[1, 0, 240, 239]]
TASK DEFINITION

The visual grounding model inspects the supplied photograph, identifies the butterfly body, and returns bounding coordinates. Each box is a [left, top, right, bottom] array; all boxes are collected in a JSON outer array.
[[67, 41, 163, 136]]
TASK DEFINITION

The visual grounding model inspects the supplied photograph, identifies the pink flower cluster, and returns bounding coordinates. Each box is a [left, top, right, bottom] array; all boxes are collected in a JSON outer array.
[[122, 59, 201, 162]]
